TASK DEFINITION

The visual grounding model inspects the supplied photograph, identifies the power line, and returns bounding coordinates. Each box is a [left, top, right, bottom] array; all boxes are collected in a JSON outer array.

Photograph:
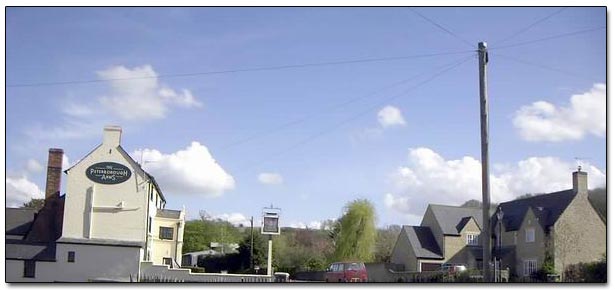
[[215, 53, 475, 152], [244, 55, 474, 170], [493, 53, 596, 81], [7, 50, 473, 88], [490, 26, 605, 50], [407, 8, 475, 49], [494, 7, 567, 46]]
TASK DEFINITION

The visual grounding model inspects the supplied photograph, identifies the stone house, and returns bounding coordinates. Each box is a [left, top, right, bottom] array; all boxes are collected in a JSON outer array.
[[391, 169, 605, 279], [391, 205, 487, 272], [494, 169, 606, 279]]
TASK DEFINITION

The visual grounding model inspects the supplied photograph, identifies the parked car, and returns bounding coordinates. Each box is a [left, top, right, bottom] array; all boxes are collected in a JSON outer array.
[[324, 262, 368, 282], [438, 263, 468, 274]]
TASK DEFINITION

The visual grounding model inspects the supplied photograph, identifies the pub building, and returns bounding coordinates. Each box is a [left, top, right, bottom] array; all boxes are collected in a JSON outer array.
[[6, 126, 185, 282]]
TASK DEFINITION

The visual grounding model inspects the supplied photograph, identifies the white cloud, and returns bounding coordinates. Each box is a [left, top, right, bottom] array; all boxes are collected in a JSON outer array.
[[6, 175, 45, 208], [377, 105, 406, 128], [385, 147, 606, 216], [212, 213, 251, 227], [513, 83, 606, 142], [26, 159, 43, 173], [258, 172, 284, 185], [62, 155, 71, 170], [288, 221, 323, 230], [133, 142, 235, 197], [97, 65, 201, 121]]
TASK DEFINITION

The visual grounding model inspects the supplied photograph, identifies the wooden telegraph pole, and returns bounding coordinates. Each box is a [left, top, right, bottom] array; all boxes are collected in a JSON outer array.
[[478, 41, 492, 283]]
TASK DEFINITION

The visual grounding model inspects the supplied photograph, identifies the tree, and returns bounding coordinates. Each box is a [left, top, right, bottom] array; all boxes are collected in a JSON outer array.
[[374, 225, 401, 263], [21, 198, 45, 211], [333, 199, 377, 262], [237, 231, 267, 271]]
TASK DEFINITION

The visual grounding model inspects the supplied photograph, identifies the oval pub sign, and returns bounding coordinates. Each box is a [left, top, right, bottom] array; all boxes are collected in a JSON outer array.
[[86, 162, 132, 184]]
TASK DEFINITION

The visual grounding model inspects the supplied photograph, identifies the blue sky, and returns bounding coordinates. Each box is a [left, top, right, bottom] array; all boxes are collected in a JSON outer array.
[[6, 7, 606, 228]]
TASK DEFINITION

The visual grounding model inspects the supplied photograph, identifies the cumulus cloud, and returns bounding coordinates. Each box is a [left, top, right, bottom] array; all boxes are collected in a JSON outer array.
[[258, 173, 283, 185], [288, 221, 323, 230], [513, 83, 606, 142], [385, 147, 606, 216], [6, 175, 45, 208], [377, 105, 406, 128], [26, 159, 43, 173], [211, 213, 251, 227], [97, 65, 201, 121], [133, 142, 235, 197]]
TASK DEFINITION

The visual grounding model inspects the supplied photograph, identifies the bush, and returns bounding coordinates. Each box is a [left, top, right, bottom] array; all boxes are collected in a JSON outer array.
[[564, 259, 606, 282]]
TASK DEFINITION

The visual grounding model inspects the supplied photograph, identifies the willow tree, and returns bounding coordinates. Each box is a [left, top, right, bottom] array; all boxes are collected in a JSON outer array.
[[333, 199, 376, 262]]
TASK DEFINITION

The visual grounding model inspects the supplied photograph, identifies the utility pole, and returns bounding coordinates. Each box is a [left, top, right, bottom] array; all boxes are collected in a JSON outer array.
[[478, 41, 492, 283], [250, 216, 254, 272], [267, 235, 273, 276]]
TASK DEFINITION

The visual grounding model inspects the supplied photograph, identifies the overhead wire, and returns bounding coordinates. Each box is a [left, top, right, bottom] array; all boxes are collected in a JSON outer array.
[[492, 53, 597, 82], [6, 50, 474, 88], [243, 54, 474, 170], [407, 8, 475, 49], [493, 7, 567, 46], [215, 53, 475, 152], [490, 26, 605, 50]]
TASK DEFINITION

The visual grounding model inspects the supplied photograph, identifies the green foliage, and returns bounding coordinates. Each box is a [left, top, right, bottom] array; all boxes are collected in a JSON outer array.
[[21, 198, 45, 211], [564, 258, 607, 283], [333, 199, 377, 262], [588, 187, 606, 222], [273, 228, 333, 276], [237, 230, 268, 270], [182, 218, 243, 254], [532, 253, 557, 281], [374, 225, 401, 262]]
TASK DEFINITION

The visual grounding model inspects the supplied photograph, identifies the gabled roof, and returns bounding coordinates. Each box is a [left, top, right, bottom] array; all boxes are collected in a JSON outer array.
[[6, 208, 36, 236], [456, 216, 476, 233], [403, 226, 443, 259], [497, 189, 575, 232], [427, 204, 484, 235]]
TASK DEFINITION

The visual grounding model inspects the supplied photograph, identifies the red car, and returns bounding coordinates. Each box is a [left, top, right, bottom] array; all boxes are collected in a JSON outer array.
[[324, 262, 368, 282]]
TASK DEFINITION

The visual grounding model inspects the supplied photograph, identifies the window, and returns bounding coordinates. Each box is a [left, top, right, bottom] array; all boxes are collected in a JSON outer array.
[[23, 260, 36, 278], [466, 233, 479, 246], [148, 217, 152, 233], [513, 232, 518, 245], [525, 228, 535, 243], [163, 257, 173, 266], [67, 251, 75, 263], [159, 226, 174, 240], [523, 259, 537, 276]]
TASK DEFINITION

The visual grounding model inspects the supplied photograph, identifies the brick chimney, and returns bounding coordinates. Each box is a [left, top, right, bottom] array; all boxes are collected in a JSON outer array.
[[103, 126, 122, 146], [572, 167, 588, 195], [45, 148, 64, 199]]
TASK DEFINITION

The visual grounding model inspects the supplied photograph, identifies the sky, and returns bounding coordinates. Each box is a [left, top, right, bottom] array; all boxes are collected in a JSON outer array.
[[5, 7, 607, 228]]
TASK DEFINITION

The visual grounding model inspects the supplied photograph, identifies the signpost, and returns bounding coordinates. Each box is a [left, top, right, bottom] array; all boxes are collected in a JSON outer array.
[[261, 206, 281, 276]]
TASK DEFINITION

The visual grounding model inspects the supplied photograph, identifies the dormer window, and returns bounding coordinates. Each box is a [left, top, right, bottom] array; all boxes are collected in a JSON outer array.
[[466, 233, 479, 246]]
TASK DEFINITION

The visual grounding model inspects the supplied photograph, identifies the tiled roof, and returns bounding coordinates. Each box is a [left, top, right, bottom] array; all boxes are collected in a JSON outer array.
[[156, 209, 181, 219], [403, 226, 443, 259], [5, 239, 56, 261], [428, 205, 485, 235], [6, 208, 36, 236], [497, 189, 575, 232]]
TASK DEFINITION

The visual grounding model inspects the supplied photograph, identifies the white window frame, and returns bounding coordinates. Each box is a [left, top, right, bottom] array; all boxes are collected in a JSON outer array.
[[466, 232, 479, 246], [523, 259, 537, 277], [513, 232, 517, 245], [525, 227, 535, 243]]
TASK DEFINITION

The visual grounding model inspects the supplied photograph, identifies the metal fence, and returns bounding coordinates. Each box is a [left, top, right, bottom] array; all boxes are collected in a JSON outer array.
[[139, 262, 274, 283]]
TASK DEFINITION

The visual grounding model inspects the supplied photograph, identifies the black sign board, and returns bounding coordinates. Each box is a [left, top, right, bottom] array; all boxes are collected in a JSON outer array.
[[86, 162, 132, 184]]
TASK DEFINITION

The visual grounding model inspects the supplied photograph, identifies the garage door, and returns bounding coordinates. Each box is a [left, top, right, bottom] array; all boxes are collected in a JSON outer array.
[[421, 262, 441, 272]]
